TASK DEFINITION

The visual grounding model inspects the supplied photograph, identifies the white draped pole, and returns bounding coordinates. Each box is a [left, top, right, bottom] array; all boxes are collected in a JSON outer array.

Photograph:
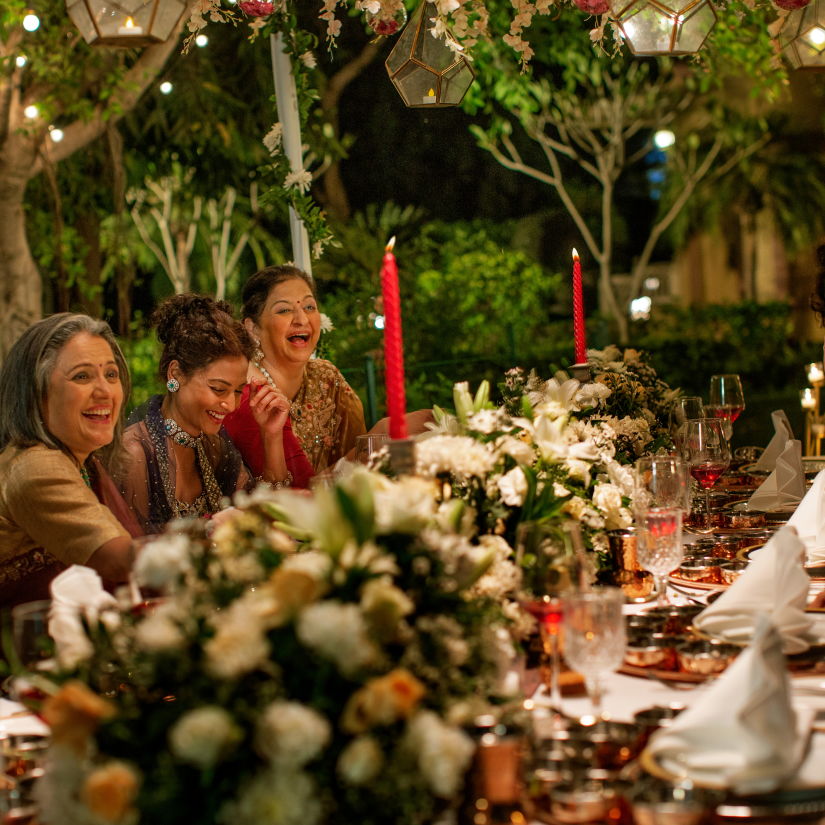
[[270, 32, 312, 276]]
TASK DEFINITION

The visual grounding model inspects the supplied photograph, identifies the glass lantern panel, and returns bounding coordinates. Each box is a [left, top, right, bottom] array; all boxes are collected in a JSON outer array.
[[782, 43, 803, 69], [93, 2, 153, 39], [800, 24, 825, 55], [798, 35, 825, 66], [66, 0, 98, 43], [673, 2, 716, 53], [151, 0, 188, 40], [778, 11, 803, 49], [620, 5, 676, 54], [412, 3, 455, 72], [392, 62, 440, 107], [386, 5, 422, 75], [440, 61, 474, 105]]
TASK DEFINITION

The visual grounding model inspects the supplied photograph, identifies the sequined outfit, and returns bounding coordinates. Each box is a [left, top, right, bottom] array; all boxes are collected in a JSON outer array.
[[288, 359, 366, 472], [119, 395, 253, 535]]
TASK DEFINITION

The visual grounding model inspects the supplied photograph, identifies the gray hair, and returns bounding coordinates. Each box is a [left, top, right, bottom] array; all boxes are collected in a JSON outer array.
[[0, 313, 131, 468]]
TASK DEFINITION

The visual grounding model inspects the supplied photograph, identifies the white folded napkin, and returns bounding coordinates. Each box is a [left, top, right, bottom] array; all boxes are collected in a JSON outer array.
[[753, 410, 794, 472], [747, 439, 805, 512], [49, 565, 118, 670], [646, 617, 810, 795], [788, 469, 825, 566], [693, 525, 813, 654]]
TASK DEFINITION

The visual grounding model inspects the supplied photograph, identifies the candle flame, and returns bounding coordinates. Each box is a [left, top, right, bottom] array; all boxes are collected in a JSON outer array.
[[426, 89, 435, 97], [124, 16, 135, 28], [572, 248, 579, 261], [385, 236, 396, 252]]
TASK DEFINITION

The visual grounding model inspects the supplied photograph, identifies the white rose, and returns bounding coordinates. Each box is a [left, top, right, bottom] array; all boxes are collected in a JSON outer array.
[[134, 607, 185, 653], [497, 466, 527, 506], [219, 768, 321, 825], [134, 533, 192, 589], [337, 736, 384, 785], [405, 711, 475, 798], [205, 602, 270, 680], [169, 707, 242, 769], [255, 701, 330, 768]]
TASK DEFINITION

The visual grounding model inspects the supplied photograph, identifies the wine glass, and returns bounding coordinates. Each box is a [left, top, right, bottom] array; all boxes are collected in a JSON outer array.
[[633, 456, 690, 606], [10, 600, 53, 669], [670, 397, 705, 450], [681, 418, 731, 534], [561, 588, 626, 723], [355, 433, 389, 464], [515, 521, 578, 715], [708, 375, 745, 438]]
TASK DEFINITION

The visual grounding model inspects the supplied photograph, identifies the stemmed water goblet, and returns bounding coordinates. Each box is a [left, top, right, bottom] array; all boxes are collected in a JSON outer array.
[[670, 397, 705, 451], [707, 375, 745, 441], [633, 456, 690, 606], [681, 418, 731, 534], [515, 521, 579, 716], [561, 587, 626, 723]]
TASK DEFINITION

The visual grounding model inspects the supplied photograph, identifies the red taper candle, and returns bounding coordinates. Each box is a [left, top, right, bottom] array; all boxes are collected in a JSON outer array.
[[572, 248, 587, 365], [381, 237, 408, 439]]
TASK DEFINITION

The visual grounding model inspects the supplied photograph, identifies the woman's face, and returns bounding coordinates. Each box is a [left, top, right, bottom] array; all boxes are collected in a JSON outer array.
[[252, 278, 321, 369], [43, 332, 124, 464], [170, 355, 248, 436]]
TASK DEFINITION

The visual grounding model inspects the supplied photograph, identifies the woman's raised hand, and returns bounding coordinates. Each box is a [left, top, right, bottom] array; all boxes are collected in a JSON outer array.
[[248, 382, 290, 437]]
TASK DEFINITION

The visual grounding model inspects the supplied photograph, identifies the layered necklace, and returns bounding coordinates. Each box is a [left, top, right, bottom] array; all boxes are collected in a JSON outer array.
[[161, 414, 223, 515]]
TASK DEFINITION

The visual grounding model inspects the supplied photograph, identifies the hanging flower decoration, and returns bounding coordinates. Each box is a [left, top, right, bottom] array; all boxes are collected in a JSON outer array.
[[774, 0, 810, 9], [572, 0, 611, 14], [361, 0, 408, 35], [238, 0, 276, 16]]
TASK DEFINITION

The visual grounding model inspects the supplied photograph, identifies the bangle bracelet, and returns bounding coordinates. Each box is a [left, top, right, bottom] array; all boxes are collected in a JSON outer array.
[[257, 470, 293, 489]]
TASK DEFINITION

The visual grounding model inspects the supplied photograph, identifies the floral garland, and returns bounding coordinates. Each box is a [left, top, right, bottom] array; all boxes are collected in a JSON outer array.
[[36, 472, 519, 825]]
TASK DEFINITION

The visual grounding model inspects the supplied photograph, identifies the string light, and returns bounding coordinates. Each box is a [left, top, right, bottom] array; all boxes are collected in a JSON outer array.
[[159, 81, 173, 94], [195, 34, 208, 47], [23, 104, 38, 119], [22, 9, 40, 31], [654, 129, 676, 149], [15, 55, 27, 67], [49, 127, 64, 142]]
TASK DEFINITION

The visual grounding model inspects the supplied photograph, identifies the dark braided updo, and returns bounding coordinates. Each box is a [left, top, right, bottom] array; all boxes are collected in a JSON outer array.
[[152, 294, 255, 381]]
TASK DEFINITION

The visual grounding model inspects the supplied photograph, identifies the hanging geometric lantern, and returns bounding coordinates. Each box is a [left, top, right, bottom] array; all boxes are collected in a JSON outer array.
[[779, 0, 825, 69], [385, 1, 475, 108], [612, 0, 717, 56], [65, 0, 188, 47]]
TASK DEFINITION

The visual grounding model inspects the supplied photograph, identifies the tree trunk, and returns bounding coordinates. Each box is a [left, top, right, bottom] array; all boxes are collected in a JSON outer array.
[[0, 168, 40, 357]]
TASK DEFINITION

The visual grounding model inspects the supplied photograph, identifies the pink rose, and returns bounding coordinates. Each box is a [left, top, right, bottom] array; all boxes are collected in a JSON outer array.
[[239, 1, 275, 16], [773, 0, 809, 8]]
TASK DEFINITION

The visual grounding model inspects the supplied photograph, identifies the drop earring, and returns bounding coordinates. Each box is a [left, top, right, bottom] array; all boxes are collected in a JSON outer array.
[[166, 377, 180, 393], [253, 339, 265, 364]]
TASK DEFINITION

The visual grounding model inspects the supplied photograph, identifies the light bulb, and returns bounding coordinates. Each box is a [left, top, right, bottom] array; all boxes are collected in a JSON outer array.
[[159, 81, 173, 95], [16, 55, 27, 67], [22, 11, 40, 32], [49, 127, 64, 142], [195, 34, 208, 47], [807, 26, 825, 47], [654, 129, 676, 149], [24, 104, 38, 119]]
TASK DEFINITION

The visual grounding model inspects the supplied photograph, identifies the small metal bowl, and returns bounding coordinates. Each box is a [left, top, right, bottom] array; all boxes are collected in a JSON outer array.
[[549, 776, 619, 824], [676, 557, 721, 583], [627, 613, 664, 634], [629, 778, 716, 825], [676, 639, 740, 675], [723, 510, 766, 529], [709, 535, 744, 559], [719, 559, 749, 584], [632, 704, 685, 731]]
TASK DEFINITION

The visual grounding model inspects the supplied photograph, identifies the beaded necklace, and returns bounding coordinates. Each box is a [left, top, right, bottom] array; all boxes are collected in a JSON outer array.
[[253, 359, 302, 422], [162, 415, 223, 515]]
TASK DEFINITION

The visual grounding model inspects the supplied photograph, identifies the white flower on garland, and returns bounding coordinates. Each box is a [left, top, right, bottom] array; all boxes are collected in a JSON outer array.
[[134, 532, 192, 589], [496, 433, 535, 465], [337, 736, 384, 785], [497, 465, 527, 506], [284, 168, 312, 193], [296, 601, 380, 677], [169, 707, 242, 769], [372, 474, 438, 533], [415, 434, 496, 479], [404, 711, 475, 798], [255, 701, 331, 768], [591, 482, 631, 530], [205, 600, 270, 679], [467, 408, 507, 434], [134, 604, 186, 653], [219, 768, 321, 825], [263, 123, 283, 155], [299, 50, 317, 68]]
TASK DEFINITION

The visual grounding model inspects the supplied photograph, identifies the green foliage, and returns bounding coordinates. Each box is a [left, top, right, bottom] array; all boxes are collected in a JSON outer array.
[[119, 332, 161, 411], [629, 301, 817, 396]]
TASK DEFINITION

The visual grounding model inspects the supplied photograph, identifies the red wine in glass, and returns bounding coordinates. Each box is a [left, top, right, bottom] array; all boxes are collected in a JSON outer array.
[[708, 404, 745, 423], [520, 597, 564, 632], [690, 461, 729, 489]]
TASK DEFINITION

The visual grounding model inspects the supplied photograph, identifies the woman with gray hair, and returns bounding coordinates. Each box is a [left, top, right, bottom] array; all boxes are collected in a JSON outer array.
[[0, 313, 137, 606]]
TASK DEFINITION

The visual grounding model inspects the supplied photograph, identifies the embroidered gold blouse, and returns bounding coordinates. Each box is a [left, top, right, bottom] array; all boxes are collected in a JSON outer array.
[[290, 359, 366, 472]]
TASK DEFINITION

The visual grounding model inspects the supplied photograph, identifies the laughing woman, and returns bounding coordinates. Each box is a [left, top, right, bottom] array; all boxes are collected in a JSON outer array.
[[0, 314, 135, 606], [118, 294, 297, 535]]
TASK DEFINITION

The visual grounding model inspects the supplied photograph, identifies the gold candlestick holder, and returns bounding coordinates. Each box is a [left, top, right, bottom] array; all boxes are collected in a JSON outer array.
[[802, 362, 825, 456]]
